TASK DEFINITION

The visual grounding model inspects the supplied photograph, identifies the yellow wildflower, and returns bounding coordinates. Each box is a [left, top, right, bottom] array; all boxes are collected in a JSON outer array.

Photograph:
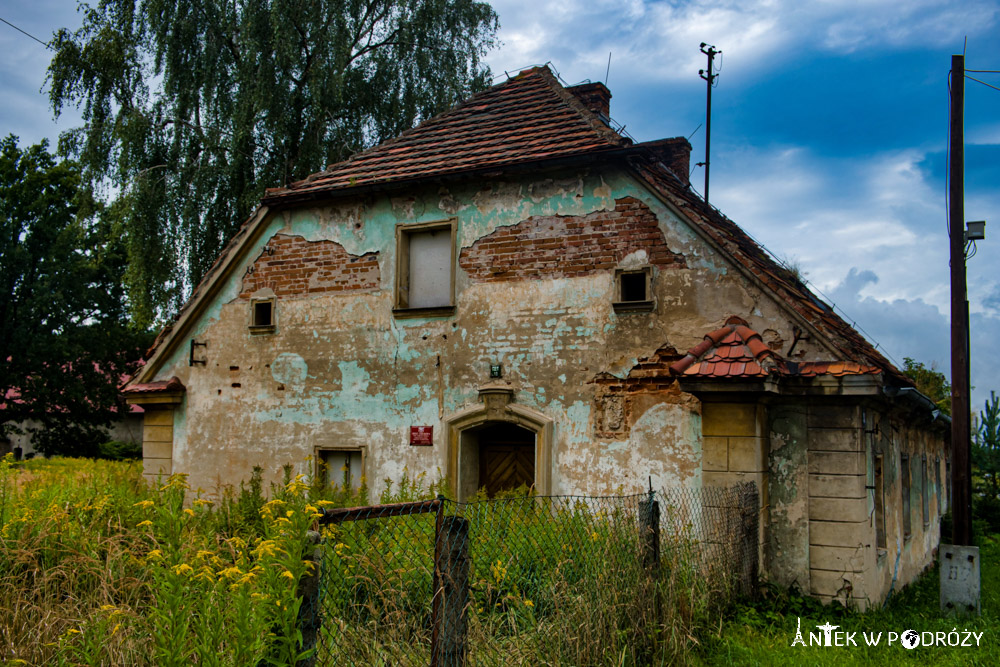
[[281, 570, 295, 580], [99, 604, 118, 613], [172, 563, 194, 576], [146, 549, 164, 562], [590, 531, 600, 542], [218, 566, 244, 580], [111, 623, 121, 636], [193, 498, 213, 508], [136, 520, 153, 528], [132, 500, 154, 510], [195, 550, 214, 560], [524, 599, 534, 608], [182, 508, 195, 518], [253, 541, 281, 558], [315, 500, 336, 508]]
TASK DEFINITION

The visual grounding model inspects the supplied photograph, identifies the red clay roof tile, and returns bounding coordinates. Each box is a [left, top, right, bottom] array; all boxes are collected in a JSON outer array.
[[262, 67, 628, 203]]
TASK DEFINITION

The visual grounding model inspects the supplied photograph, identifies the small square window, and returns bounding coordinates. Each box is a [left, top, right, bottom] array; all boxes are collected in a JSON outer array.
[[613, 267, 654, 313], [249, 297, 276, 333], [394, 220, 457, 318]]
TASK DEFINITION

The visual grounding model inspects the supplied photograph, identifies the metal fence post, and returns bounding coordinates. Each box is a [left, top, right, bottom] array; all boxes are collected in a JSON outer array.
[[738, 482, 759, 598], [431, 514, 470, 667]]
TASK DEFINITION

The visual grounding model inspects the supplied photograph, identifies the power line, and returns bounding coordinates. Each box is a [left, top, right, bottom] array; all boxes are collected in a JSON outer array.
[[0, 17, 52, 49], [966, 74, 1000, 93]]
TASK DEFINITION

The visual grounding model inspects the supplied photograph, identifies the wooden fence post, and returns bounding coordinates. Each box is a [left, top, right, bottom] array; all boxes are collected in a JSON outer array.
[[431, 515, 470, 667], [296, 530, 323, 667], [639, 496, 661, 572], [738, 482, 759, 599]]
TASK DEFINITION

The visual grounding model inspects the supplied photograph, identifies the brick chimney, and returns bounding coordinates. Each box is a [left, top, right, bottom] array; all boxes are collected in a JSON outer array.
[[567, 82, 612, 120], [638, 138, 692, 186]]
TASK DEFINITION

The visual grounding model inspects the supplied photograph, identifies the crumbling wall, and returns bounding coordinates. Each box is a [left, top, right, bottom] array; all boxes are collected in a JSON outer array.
[[145, 166, 836, 497]]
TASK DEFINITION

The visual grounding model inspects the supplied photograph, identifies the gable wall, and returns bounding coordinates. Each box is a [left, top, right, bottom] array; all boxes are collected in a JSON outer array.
[[146, 166, 838, 497]]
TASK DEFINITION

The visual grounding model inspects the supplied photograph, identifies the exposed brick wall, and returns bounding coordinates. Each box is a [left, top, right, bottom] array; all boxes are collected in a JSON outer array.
[[459, 197, 685, 282], [240, 234, 379, 298]]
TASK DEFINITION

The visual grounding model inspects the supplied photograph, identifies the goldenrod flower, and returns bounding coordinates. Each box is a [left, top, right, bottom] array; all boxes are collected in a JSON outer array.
[[146, 549, 163, 562], [281, 570, 295, 580], [218, 566, 244, 580], [132, 500, 154, 510], [172, 563, 194, 576], [195, 550, 214, 560], [193, 498, 213, 508], [136, 520, 153, 528], [524, 599, 534, 608]]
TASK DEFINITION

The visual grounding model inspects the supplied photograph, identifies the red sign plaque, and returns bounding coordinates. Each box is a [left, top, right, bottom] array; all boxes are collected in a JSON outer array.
[[410, 426, 433, 446]]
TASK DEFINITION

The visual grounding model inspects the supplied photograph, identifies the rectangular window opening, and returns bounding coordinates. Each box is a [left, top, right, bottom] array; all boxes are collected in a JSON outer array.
[[874, 454, 886, 550], [613, 267, 654, 313], [921, 454, 930, 525], [935, 456, 942, 515], [901, 453, 911, 538], [394, 220, 456, 317], [317, 449, 364, 492], [249, 297, 276, 333]]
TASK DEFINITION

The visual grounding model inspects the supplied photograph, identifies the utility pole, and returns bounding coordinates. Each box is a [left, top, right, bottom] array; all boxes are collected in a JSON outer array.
[[949, 53, 972, 547], [699, 43, 720, 205]]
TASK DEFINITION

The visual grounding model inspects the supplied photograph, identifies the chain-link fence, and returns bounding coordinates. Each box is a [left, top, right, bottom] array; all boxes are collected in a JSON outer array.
[[301, 483, 758, 666]]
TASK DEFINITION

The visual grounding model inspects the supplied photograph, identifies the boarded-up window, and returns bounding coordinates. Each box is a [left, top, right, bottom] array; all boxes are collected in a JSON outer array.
[[921, 454, 930, 525], [874, 454, 886, 549], [901, 453, 911, 538], [395, 220, 456, 313], [935, 456, 942, 514], [318, 449, 364, 491]]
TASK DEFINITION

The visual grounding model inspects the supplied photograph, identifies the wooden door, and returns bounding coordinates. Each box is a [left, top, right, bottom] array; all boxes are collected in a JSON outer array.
[[478, 424, 535, 496]]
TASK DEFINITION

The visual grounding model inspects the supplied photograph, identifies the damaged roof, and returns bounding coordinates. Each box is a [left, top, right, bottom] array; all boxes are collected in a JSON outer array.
[[671, 316, 883, 380], [133, 64, 910, 389]]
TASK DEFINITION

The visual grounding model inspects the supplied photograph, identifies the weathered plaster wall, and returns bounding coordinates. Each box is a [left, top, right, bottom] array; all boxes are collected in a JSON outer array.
[[866, 409, 947, 606], [806, 404, 871, 606], [767, 404, 810, 592], [147, 166, 836, 497]]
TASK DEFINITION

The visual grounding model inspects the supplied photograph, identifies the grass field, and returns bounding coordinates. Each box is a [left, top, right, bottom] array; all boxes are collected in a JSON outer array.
[[694, 536, 998, 665], [1, 454, 995, 666]]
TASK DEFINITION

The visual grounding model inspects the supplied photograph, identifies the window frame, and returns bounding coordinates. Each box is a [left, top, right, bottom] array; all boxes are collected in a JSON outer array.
[[921, 454, 930, 526], [393, 219, 458, 318], [249, 296, 277, 334], [874, 453, 886, 550], [901, 453, 912, 539], [314, 445, 367, 491], [612, 266, 655, 313]]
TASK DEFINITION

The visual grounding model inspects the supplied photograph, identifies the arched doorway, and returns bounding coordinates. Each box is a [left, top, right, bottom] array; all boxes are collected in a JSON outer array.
[[462, 421, 535, 497], [444, 391, 553, 501]]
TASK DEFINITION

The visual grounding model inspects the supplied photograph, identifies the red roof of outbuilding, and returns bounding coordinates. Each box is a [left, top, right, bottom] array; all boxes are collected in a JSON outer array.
[[670, 317, 882, 380]]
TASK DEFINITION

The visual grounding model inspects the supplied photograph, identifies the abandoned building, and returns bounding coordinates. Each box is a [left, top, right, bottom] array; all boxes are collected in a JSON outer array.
[[123, 66, 949, 608]]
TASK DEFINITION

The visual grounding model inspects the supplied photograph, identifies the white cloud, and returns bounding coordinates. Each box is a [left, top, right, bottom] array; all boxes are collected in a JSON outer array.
[[487, 0, 1000, 86]]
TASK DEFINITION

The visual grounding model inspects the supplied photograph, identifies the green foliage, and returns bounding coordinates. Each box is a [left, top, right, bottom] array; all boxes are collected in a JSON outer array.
[[47, 0, 500, 326], [0, 135, 149, 457], [902, 357, 952, 416], [974, 392, 1000, 533], [696, 536, 1000, 666], [97, 439, 144, 460]]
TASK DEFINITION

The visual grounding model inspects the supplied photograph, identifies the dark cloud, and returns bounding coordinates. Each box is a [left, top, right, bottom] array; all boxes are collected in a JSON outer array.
[[829, 268, 1000, 407]]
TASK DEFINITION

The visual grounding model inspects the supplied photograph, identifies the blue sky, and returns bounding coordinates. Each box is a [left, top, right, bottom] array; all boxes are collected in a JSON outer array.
[[2, 0, 999, 408]]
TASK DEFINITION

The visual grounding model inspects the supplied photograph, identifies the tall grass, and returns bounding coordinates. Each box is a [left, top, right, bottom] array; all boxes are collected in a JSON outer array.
[[1, 457, 739, 666]]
